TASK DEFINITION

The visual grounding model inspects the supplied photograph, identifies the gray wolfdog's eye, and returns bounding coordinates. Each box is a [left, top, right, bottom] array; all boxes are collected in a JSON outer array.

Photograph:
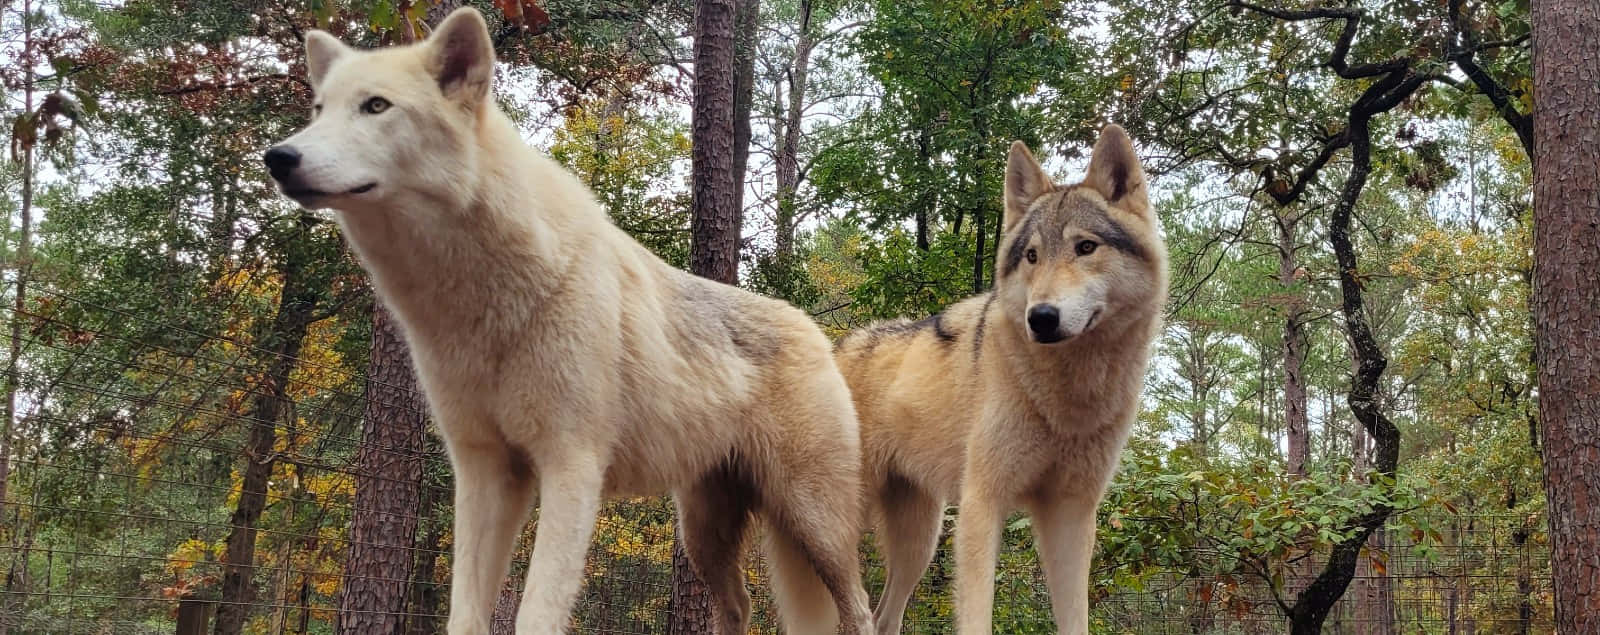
[[361, 96, 392, 115], [1026, 247, 1038, 264], [1075, 240, 1099, 256]]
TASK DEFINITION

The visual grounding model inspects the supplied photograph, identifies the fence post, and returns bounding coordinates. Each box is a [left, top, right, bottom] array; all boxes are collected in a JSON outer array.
[[175, 596, 215, 635]]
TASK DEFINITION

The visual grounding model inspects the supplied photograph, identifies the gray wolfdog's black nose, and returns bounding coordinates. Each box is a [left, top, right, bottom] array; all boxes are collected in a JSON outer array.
[[263, 146, 302, 182], [1027, 304, 1060, 336]]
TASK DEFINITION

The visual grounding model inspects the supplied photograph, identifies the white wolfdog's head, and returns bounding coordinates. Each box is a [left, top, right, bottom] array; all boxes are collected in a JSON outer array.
[[994, 126, 1167, 345], [264, 8, 498, 214]]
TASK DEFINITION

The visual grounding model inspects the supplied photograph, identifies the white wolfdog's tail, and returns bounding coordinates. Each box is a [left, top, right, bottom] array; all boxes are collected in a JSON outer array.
[[764, 526, 842, 635]]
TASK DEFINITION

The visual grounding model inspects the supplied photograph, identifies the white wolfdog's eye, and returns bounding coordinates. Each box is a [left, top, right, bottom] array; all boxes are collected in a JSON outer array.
[[362, 96, 392, 115]]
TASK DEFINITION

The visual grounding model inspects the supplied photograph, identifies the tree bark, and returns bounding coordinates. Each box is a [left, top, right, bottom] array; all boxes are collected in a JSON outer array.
[[336, 303, 428, 634], [914, 129, 933, 252], [0, 0, 36, 555], [1356, 527, 1395, 635], [732, 0, 758, 219], [773, 0, 814, 282], [687, 0, 743, 286], [1278, 209, 1310, 479], [0, 4, 36, 631], [674, 0, 757, 629], [1531, 0, 1600, 629], [214, 218, 324, 635], [669, 537, 716, 635]]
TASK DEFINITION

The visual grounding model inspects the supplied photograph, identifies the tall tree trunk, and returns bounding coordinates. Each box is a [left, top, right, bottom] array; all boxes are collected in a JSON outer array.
[[1279, 211, 1312, 607], [687, 0, 743, 286], [0, 4, 36, 631], [1531, 0, 1600, 629], [674, 0, 757, 630], [1513, 517, 1534, 635], [914, 129, 933, 252], [732, 0, 757, 218], [337, 304, 428, 634], [1, 0, 37, 556], [1279, 209, 1310, 478], [1357, 527, 1395, 635], [1350, 418, 1373, 634], [773, 0, 814, 291], [215, 218, 324, 635], [669, 539, 716, 635]]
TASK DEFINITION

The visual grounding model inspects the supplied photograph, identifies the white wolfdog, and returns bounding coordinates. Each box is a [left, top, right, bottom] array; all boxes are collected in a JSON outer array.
[[834, 126, 1168, 634], [265, 9, 873, 634]]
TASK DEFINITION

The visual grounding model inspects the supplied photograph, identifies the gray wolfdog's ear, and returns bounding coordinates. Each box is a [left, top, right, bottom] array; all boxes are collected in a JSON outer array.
[[1083, 124, 1148, 216], [1004, 141, 1053, 233], [428, 8, 496, 103], [304, 31, 350, 88]]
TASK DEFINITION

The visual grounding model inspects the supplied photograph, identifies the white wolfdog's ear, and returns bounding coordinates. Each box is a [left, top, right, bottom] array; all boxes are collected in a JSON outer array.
[[304, 31, 350, 87], [428, 8, 496, 104], [1083, 124, 1148, 216], [1004, 141, 1053, 233]]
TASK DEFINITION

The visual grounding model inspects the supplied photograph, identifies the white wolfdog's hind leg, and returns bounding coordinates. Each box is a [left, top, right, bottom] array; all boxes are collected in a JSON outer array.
[[767, 489, 873, 634], [1027, 495, 1098, 635], [676, 467, 756, 634], [764, 525, 838, 635], [445, 443, 538, 635], [871, 475, 943, 635], [512, 451, 606, 635]]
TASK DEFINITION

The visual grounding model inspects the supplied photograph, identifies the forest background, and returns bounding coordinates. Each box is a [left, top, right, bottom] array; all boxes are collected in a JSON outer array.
[[0, 0, 1572, 632]]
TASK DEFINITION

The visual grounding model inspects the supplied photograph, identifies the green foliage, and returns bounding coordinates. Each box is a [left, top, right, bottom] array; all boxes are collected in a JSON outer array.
[[547, 96, 693, 268], [809, 0, 1107, 313], [1099, 444, 1431, 595]]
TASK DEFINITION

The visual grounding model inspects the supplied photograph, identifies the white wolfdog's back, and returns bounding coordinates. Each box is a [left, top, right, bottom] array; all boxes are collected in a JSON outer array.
[[265, 8, 872, 634]]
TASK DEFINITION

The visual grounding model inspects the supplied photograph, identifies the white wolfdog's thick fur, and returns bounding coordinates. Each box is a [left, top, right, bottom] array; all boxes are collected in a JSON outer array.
[[835, 126, 1168, 635], [266, 9, 873, 634]]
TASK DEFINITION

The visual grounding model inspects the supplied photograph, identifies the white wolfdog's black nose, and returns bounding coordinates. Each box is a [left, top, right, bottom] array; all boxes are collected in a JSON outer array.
[[263, 146, 302, 182], [1027, 304, 1060, 337]]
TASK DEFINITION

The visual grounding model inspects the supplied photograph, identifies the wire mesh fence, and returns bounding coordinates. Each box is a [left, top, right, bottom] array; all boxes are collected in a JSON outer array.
[[0, 285, 1554, 634]]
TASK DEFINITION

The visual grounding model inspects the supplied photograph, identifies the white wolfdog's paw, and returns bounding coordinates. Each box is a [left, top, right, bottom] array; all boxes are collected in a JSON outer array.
[[445, 614, 491, 635]]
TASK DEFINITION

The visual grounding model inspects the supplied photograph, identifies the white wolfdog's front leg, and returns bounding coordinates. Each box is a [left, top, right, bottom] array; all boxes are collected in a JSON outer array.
[[1029, 494, 1098, 635], [513, 451, 606, 635], [446, 442, 538, 635]]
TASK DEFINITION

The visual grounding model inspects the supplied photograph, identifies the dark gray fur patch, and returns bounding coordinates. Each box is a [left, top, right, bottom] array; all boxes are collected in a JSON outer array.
[[972, 292, 996, 365], [848, 313, 958, 356], [921, 314, 958, 344], [1001, 213, 1041, 277], [998, 193, 1148, 277], [1093, 211, 1147, 261], [677, 275, 780, 362]]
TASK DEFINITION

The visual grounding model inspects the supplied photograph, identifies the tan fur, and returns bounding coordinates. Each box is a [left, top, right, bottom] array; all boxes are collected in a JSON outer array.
[[836, 126, 1168, 635], [267, 9, 872, 634]]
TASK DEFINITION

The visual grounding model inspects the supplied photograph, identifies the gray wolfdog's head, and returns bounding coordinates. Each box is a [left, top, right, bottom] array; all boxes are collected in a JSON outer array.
[[994, 125, 1168, 345], [263, 8, 498, 215]]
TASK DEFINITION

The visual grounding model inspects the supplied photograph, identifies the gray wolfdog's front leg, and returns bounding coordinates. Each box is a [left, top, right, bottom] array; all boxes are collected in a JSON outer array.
[[446, 442, 538, 635], [952, 483, 1005, 635], [1028, 494, 1097, 635], [512, 451, 606, 634]]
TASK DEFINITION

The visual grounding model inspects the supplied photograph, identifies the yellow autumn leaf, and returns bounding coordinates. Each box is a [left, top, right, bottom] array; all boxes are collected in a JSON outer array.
[[165, 538, 212, 576]]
